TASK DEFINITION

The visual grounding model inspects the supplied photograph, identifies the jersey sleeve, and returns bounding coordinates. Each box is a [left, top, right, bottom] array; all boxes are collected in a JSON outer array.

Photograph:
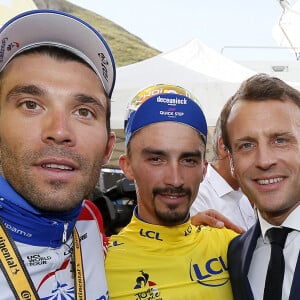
[[80, 199, 108, 251]]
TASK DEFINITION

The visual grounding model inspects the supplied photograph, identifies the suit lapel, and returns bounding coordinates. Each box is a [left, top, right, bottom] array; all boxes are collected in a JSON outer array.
[[241, 222, 261, 273], [289, 250, 300, 300], [240, 222, 261, 299]]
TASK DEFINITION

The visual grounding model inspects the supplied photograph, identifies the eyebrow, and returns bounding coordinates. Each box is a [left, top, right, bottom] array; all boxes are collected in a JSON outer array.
[[142, 148, 165, 156], [141, 147, 203, 159], [234, 136, 256, 143], [270, 132, 293, 138], [74, 94, 106, 111], [6, 84, 105, 111], [7, 84, 46, 99], [235, 131, 293, 143]]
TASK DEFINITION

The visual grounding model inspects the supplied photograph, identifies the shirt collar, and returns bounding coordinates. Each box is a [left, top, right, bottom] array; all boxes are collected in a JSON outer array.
[[206, 164, 244, 199], [258, 205, 300, 241]]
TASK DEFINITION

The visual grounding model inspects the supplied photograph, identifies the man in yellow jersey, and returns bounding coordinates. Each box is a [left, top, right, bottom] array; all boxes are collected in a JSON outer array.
[[105, 84, 237, 300]]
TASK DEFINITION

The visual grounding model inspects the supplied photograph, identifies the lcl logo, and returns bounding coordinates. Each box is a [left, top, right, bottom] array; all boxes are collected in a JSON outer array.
[[190, 256, 230, 287], [139, 229, 163, 241]]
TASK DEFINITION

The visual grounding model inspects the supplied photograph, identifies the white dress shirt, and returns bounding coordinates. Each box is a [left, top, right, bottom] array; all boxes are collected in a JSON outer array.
[[190, 164, 256, 230], [248, 206, 300, 300]]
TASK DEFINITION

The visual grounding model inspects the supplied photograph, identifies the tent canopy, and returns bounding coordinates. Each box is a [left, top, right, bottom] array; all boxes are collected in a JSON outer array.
[[111, 38, 256, 129]]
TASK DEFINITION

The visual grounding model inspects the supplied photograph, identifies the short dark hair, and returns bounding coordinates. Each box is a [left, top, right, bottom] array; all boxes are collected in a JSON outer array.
[[220, 73, 300, 151]]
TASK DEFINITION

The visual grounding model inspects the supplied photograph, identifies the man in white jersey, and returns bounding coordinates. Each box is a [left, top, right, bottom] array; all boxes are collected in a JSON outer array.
[[0, 10, 115, 299]]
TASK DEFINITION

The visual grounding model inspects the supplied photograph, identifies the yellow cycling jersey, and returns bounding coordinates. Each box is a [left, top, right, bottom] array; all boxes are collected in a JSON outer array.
[[105, 212, 238, 300]]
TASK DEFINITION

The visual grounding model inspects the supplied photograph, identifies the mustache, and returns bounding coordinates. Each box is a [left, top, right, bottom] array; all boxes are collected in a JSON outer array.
[[153, 186, 192, 197], [23, 146, 87, 167]]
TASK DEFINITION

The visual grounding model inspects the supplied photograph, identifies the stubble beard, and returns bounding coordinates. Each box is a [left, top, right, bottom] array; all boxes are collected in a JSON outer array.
[[0, 144, 102, 212]]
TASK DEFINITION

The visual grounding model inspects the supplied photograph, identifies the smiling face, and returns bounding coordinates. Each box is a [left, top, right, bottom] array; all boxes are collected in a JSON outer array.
[[0, 52, 115, 211], [119, 122, 207, 226], [227, 99, 300, 225]]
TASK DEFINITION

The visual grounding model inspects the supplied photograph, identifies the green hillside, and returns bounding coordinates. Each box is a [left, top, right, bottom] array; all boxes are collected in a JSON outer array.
[[33, 0, 161, 67]]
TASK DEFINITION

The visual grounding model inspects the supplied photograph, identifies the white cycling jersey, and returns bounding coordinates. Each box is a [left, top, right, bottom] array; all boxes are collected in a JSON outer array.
[[0, 176, 108, 300]]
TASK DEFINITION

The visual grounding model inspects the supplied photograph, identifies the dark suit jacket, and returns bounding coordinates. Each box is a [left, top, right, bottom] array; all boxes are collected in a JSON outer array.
[[227, 221, 300, 300]]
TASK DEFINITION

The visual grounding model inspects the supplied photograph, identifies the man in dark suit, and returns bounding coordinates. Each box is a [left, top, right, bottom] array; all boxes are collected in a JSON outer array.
[[220, 74, 300, 300]]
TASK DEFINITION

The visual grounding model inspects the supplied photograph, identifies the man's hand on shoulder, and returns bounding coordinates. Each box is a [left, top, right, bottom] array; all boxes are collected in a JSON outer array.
[[191, 209, 245, 234]]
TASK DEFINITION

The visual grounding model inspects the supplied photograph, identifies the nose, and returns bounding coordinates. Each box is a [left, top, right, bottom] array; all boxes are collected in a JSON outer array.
[[255, 143, 276, 170], [164, 162, 184, 187], [41, 110, 75, 146]]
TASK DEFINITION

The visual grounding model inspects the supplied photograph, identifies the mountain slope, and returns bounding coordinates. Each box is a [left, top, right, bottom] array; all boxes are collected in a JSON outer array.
[[33, 0, 160, 67]]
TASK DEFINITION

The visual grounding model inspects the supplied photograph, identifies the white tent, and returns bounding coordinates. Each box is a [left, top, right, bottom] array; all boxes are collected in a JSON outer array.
[[0, 0, 37, 26], [111, 38, 257, 129]]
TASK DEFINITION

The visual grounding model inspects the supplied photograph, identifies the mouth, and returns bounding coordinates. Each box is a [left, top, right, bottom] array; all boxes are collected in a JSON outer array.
[[156, 190, 190, 207], [154, 186, 191, 198], [37, 156, 79, 173], [153, 187, 191, 205], [42, 163, 74, 171], [159, 192, 186, 198], [256, 177, 284, 185]]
